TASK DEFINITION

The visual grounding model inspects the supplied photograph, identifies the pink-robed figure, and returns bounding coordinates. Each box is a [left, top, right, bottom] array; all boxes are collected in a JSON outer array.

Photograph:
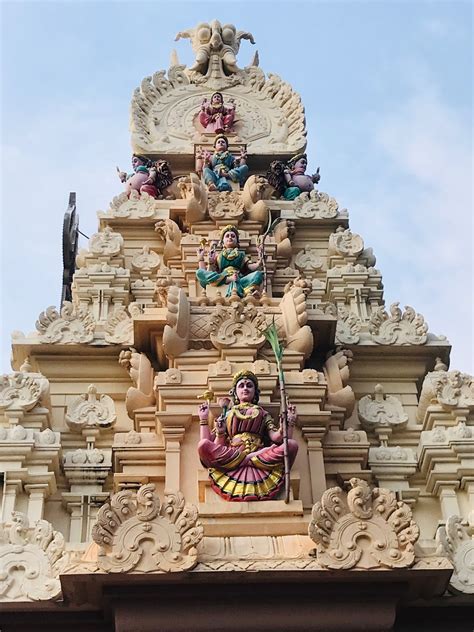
[[117, 154, 159, 198], [199, 92, 235, 134], [198, 370, 298, 501]]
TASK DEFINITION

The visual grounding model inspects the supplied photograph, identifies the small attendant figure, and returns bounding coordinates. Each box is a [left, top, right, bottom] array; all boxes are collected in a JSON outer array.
[[199, 92, 236, 134], [117, 155, 174, 199], [267, 154, 320, 200]]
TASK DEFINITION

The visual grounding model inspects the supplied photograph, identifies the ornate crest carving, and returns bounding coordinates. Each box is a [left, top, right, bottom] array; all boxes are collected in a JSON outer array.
[[328, 226, 364, 258], [308, 478, 419, 570], [89, 226, 123, 257], [294, 190, 344, 219], [131, 246, 161, 274], [335, 306, 361, 345], [369, 302, 429, 345], [36, 302, 95, 344], [434, 371, 474, 409], [106, 190, 162, 219], [65, 384, 116, 432], [294, 247, 324, 272], [437, 516, 474, 594], [207, 191, 245, 223], [358, 384, 408, 430], [104, 305, 135, 345], [91, 484, 203, 573], [0, 512, 65, 602], [0, 372, 49, 412], [210, 303, 266, 349]]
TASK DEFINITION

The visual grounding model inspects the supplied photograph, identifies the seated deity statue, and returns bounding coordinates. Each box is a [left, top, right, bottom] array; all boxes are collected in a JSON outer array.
[[196, 134, 248, 192], [117, 155, 173, 199], [198, 370, 298, 501], [196, 224, 263, 298], [198, 92, 236, 134], [267, 154, 320, 200]]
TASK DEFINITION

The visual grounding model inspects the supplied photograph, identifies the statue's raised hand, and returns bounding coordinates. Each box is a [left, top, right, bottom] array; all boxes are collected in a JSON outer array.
[[287, 403, 297, 426], [198, 402, 209, 421]]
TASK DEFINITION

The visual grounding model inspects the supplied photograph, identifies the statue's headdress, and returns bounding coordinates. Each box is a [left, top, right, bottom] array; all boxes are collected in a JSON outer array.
[[287, 153, 307, 169], [214, 133, 229, 148], [132, 153, 152, 167]]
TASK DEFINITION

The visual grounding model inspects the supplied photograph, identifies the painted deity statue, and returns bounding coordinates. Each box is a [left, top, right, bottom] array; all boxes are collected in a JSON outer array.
[[267, 154, 320, 200], [198, 370, 298, 501], [196, 135, 248, 192], [117, 155, 173, 199], [199, 92, 236, 134], [196, 225, 263, 298]]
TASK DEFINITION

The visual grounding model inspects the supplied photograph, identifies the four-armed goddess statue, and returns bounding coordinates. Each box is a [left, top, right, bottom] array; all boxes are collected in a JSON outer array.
[[196, 224, 263, 298], [198, 370, 298, 501], [199, 92, 236, 134]]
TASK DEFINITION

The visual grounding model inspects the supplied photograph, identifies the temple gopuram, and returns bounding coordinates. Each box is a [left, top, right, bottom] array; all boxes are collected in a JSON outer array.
[[1, 20, 473, 632]]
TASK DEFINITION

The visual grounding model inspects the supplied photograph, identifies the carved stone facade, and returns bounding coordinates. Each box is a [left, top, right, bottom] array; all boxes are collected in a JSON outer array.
[[3, 17, 468, 630]]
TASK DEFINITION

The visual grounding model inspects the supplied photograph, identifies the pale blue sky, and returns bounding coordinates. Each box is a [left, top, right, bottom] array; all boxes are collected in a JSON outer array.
[[1, 0, 472, 372]]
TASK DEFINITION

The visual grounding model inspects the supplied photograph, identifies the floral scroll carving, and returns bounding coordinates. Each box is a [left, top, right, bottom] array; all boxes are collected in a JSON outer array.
[[0, 512, 65, 602], [207, 191, 245, 224], [89, 226, 123, 257], [437, 516, 474, 594], [65, 384, 116, 432], [369, 302, 428, 345], [0, 372, 49, 412], [328, 227, 364, 258], [334, 306, 361, 345], [106, 190, 162, 219], [308, 478, 419, 570], [294, 190, 344, 219], [91, 484, 203, 573], [36, 302, 95, 344], [358, 384, 408, 431], [210, 303, 266, 350]]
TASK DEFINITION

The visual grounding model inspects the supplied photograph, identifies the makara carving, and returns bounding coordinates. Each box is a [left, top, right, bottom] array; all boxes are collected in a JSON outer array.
[[308, 479, 419, 570], [91, 484, 203, 572]]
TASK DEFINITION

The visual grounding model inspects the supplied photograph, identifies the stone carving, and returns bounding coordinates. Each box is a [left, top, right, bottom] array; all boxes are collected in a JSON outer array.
[[370, 446, 415, 462], [131, 246, 161, 274], [89, 226, 123, 257], [335, 306, 361, 345], [177, 173, 208, 225], [175, 20, 255, 77], [358, 384, 408, 430], [421, 421, 473, 445], [293, 190, 344, 219], [308, 478, 419, 570], [273, 219, 295, 259], [210, 303, 266, 350], [323, 349, 355, 417], [280, 286, 313, 358], [91, 484, 203, 572], [369, 302, 429, 345], [418, 367, 474, 422], [163, 286, 190, 358], [36, 302, 95, 344], [207, 191, 245, 223], [0, 512, 65, 601], [294, 247, 324, 272], [105, 190, 162, 219], [437, 516, 474, 594], [119, 348, 156, 417], [0, 372, 49, 412], [104, 305, 134, 345], [328, 226, 364, 258], [242, 175, 269, 225], [154, 219, 182, 262], [65, 384, 116, 432]]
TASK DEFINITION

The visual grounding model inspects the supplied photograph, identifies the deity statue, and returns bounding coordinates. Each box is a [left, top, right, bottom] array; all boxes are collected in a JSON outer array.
[[117, 155, 174, 199], [196, 224, 263, 298], [198, 370, 298, 501], [196, 134, 248, 192], [199, 92, 236, 133], [267, 154, 320, 200]]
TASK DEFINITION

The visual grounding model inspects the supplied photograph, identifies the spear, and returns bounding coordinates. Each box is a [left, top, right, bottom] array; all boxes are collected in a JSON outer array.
[[258, 212, 284, 293], [263, 320, 291, 503]]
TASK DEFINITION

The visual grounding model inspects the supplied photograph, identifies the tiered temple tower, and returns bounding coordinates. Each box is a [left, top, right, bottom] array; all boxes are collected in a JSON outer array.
[[1, 20, 472, 631]]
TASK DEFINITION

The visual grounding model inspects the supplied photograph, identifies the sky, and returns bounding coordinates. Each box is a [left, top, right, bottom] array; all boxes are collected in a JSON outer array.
[[0, 0, 472, 374]]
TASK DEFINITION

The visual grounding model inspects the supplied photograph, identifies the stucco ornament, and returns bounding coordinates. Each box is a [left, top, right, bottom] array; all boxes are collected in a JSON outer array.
[[89, 226, 123, 257], [177, 173, 208, 225], [280, 286, 313, 358], [334, 306, 361, 345], [328, 226, 364, 258], [210, 303, 267, 350], [358, 384, 408, 431], [308, 478, 419, 570], [91, 484, 203, 573], [118, 348, 156, 417], [323, 349, 355, 417], [207, 191, 245, 223], [294, 190, 343, 219], [294, 247, 324, 272], [163, 286, 190, 358], [437, 516, 474, 594], [131, 246, 161, 274], [65, 384, 117, 432], [154, 219, 182, 262], [104, 305, 136, 345], [36, 302, 95, 344], [0, 512, 65, 602], [369, 302, 428, 345], [0, 371, 49, 412], [106, 190, 162, 219]]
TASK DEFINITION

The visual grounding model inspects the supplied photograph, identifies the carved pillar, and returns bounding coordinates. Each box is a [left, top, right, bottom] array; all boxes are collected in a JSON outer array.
[[25, 483, 49, 521], [156, 413, 192, 493], [438, 485, 461, 521], [300, 426, 326, 504], [1, 477, 23, 521]]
